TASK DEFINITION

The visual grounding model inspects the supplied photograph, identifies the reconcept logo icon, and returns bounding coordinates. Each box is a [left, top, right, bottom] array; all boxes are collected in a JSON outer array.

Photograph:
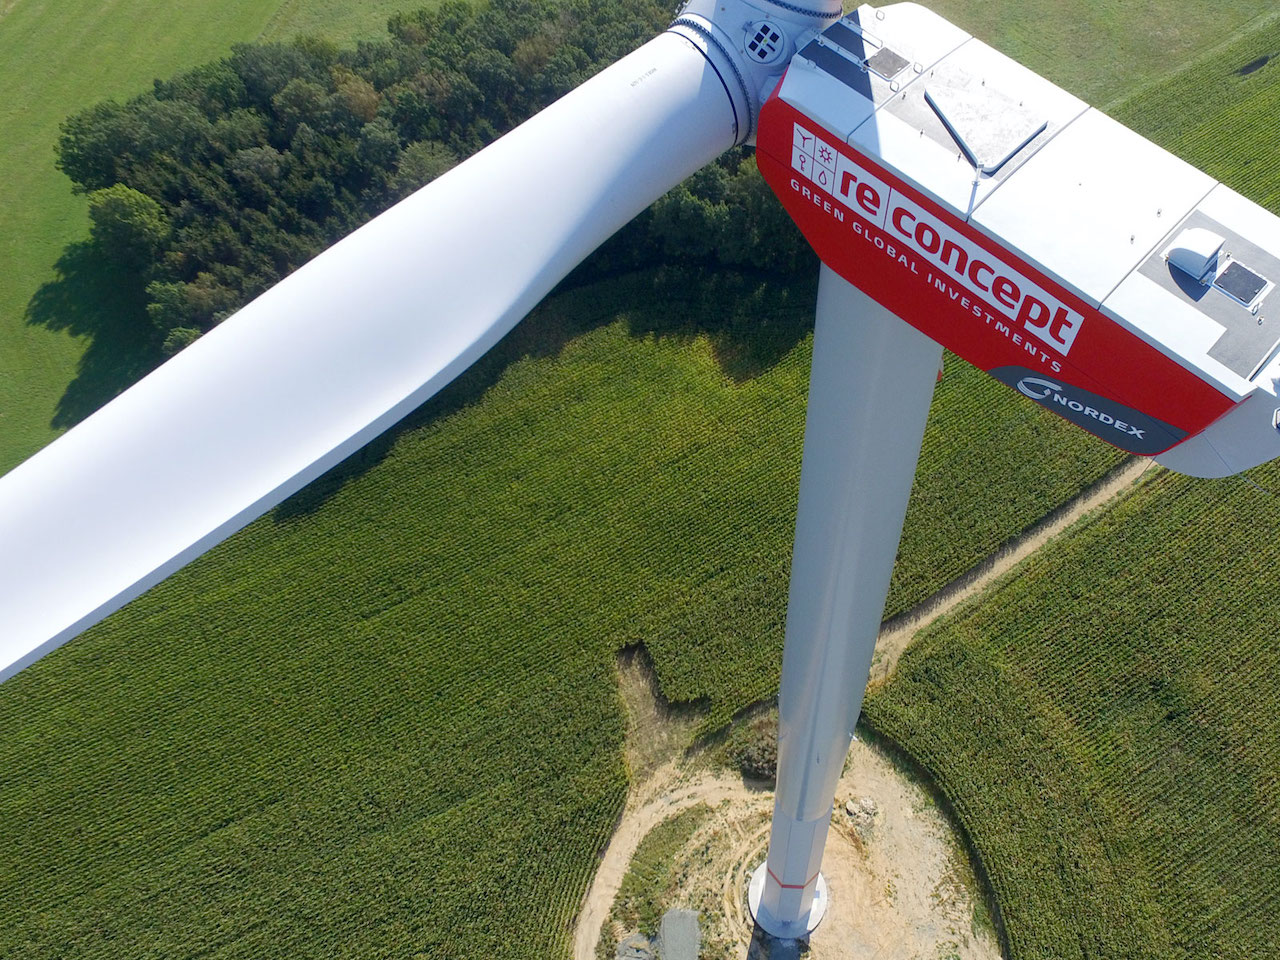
[[789, 123, 1084, 358]]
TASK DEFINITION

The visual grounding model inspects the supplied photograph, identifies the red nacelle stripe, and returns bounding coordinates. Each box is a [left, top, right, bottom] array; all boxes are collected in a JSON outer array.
[[757, 93, 1236, 453]]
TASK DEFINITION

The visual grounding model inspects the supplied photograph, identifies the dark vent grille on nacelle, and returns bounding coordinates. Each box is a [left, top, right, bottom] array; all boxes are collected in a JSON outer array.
[[1216, 261, 1269, 307]]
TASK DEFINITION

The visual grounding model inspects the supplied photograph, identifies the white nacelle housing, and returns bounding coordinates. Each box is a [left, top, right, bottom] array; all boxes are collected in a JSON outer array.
[[760, 2, 1280, 477]]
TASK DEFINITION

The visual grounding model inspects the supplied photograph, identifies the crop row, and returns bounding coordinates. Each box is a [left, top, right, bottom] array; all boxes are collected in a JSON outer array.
[[864, 27, 1280, 959], [1112, 16, 1280, 210], [865, 461, 1280, 959]]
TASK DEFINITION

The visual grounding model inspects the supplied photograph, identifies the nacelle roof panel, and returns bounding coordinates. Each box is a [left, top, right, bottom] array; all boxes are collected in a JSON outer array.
[[972, 109, 1216, 305]]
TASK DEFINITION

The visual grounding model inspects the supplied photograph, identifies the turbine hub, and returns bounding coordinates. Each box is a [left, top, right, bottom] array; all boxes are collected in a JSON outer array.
[[668, 0, 839, 144]]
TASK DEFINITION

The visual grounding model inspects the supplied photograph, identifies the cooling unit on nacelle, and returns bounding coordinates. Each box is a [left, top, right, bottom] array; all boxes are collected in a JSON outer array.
[[756, 2, 1280, 478]]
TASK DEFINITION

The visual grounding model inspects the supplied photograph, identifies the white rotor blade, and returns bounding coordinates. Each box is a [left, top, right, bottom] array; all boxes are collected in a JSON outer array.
[[0, 31, 737, 682]]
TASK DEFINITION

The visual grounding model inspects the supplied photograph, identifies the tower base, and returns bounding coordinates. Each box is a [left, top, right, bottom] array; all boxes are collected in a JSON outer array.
[[747, 863, 828, 939]]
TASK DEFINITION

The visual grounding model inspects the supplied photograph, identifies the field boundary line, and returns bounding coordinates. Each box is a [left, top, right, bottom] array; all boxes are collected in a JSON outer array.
[[257, 0, 304, 42], [868, 457, 1154, 689]]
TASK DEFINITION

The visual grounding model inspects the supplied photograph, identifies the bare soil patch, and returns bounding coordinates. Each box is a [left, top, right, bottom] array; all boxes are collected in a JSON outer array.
[[580, 651, 999, 960], [616, 645, 704, 783], [580, 457, 1154, 959], [580, 739, 1000, 960]]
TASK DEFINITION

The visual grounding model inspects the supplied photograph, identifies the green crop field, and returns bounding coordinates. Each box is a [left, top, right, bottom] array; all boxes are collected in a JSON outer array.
[[865, 22, 1280, 959], [0, 270, 1119, 957], [866, 462, 1280, 959], [0, 0, 439, 476], [1112, 13, 1280, 211]]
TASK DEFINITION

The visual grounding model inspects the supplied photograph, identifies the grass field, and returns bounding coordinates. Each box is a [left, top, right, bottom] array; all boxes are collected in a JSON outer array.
[[922, 0, 1278, 106], [864, 21, 1280, 958], [1112, 12, 1280, 210], [0, 0, 438, 476], [601, 803, 711, 951]]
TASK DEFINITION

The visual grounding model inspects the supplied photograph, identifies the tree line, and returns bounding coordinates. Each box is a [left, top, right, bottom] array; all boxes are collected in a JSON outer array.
[[57, 0, 813, 356]]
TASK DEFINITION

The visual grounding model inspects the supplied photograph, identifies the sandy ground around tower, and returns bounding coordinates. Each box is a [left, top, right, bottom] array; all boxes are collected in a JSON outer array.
[[577, 460, 1154, 960], [576, 653, 1002, 960], [579, 737, 1001, 960], [748, 738, 998, 960]]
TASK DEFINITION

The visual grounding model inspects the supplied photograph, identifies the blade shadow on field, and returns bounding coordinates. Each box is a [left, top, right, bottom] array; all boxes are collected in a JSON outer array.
[[272, 264, 818, 522], [24, 240, 162, 430]]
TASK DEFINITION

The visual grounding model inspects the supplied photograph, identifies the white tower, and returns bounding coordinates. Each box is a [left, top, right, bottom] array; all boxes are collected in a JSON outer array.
[[748, 266, 940, 935]]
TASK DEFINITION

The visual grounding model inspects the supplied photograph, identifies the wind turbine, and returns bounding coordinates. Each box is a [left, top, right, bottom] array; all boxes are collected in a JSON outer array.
[[3, 0, 1279, 944]]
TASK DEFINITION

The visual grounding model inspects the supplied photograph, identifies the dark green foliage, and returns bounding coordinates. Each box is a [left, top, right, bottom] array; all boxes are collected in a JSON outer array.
[[649, 153, 813, 275], [160, 324, 202, 355], [387, 138, 457, 199], [55, 0, 811, 351], [728, 708, 779, 782], [86, 183, 169, 269]]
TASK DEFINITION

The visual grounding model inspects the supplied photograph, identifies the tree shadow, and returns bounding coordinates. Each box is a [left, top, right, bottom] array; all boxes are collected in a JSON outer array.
[[622, 265, 819, 383], [272, 264, 818, 521], [25, 240, 162, 430], [28, 228, 817, 524]]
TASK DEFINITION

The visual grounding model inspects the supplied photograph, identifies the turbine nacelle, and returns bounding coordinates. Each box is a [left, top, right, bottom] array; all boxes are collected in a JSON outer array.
[[748, 2, 1280, 940], [758, 2, 1280, 476], [3, 2, 1278, 950]]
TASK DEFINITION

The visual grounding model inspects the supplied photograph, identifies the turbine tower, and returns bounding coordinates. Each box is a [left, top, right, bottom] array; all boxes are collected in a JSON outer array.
[[3, 1, 1279, 945], [745, 4, 1280, 935]]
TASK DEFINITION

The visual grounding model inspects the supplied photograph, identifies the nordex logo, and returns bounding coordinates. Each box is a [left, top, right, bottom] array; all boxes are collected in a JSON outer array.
[[1017, 377, 1066, 401], [992, 365, 1185, 455], [1016, 376, 1146, 439]]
